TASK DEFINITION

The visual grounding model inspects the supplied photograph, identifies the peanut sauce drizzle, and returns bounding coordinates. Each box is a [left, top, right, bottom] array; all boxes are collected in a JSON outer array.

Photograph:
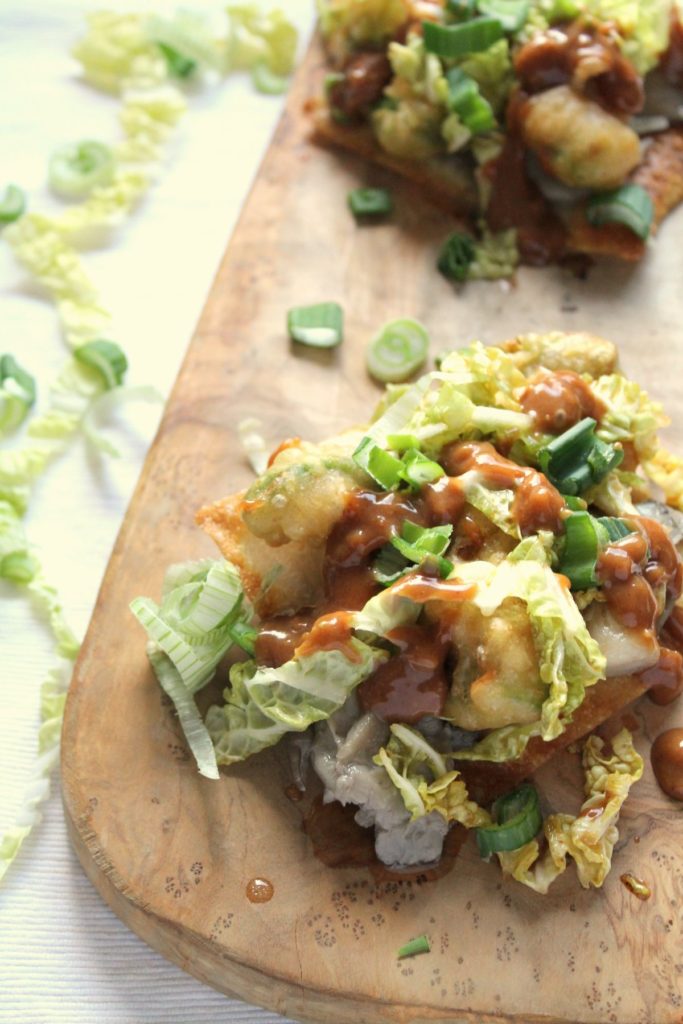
[[520, 371, 606, 434], [651, 729, 683, 801]]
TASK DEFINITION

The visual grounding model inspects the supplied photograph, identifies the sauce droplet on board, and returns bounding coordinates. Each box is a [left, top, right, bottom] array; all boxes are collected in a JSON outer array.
[[651, 728, 683, 800], [620, 873, 651, 901], [246, 878, 274, 903]]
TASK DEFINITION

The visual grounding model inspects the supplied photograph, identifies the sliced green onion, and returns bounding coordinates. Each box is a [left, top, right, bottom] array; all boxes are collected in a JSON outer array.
[[387, 433, 421, 452], [348, 187, 393, 219], [74, 340, 128, 390], [476, 783, 542, 858], [366, 319, 429, 384], [252, 61, 289, 95], [48, 140, 115, 199], [446, 68, 495, 134], [353, 437, 405, 489], [0, 184, 26, 225], [423, 17, 503, 58], [393, 520, 453, 559], [0, 354, 36, 433], [538, 417, 623, 496], [477, 0, 530, 33], [586, 184, 653, 241], [401, 448, 444, 488], [557, 511, 607, 591], [397, 934, 431, 959], [562, 494, 587, 511], [287, 302, 343, 348], [437, 233, 475, 282], [228, 619, 258, 656], [157, 41, 197, 78], [0, 550, 39, 584], [373, 544, 410, 586], [597, 516, 634, 542]]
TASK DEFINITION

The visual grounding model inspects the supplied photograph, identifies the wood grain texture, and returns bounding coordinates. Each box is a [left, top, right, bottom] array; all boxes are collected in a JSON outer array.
[[62, 36, 683, 1024]]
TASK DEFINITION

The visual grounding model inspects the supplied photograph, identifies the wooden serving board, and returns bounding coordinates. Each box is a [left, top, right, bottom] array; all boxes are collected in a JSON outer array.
[[62, 36, 683, 1024]]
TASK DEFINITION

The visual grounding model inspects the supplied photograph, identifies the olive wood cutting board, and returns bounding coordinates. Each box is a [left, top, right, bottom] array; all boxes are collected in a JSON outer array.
[[62, 34, 683, 1024]]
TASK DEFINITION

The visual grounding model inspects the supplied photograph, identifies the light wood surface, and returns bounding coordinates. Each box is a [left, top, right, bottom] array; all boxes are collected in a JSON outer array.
[[62, 36, 683, 1024]]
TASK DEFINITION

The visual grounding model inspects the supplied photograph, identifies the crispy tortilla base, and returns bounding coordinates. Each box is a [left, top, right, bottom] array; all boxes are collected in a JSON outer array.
[[456, 673, 647, 803], [308, 97, 479, 217], [567, 128, 683, 261]]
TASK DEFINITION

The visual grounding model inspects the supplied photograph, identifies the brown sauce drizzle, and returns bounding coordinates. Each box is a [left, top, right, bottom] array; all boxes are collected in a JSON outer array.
[[597, 531, 658, 632], [620, 873, 651, 901], [246, 877, 274, 903], [514, 20, 644, 116], [662, 11, 683, 87], [651, 728, 683, 800], [520, 370, 606, 434], [295, 611, 361, 663], [357, 621, 451, 723], [643, 648, 683, 706], [255, 615, 314, 668], [303, 796, 467, 882], [328, 52, 392, 120], [443, 440, 565, 536], [483, 122, 568, 266]]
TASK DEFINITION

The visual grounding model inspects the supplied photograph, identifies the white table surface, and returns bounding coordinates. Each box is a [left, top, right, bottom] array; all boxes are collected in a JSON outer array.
[[0, 2, 314, 1021]]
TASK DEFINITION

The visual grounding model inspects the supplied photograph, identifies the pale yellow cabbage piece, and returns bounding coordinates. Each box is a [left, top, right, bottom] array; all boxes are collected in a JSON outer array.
[[498, 729, 643, 893]]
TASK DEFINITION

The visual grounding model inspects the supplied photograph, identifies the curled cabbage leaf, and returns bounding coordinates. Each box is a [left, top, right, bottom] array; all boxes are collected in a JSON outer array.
[[498, 729, 643, 892]]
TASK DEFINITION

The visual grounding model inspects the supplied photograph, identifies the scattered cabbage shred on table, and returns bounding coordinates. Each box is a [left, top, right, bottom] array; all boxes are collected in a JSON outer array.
[[132, 331, 683, 892]]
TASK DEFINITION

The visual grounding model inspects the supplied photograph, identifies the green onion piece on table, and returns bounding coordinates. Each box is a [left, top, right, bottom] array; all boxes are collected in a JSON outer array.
[[0, 184, 26, 225], [397, 934, 431, 959], [251, 61, 289, 95], [366, 318, 429, 383], [477, 0, 530, 33], [48, 139, 115, 199], [74, 339, 128, 390], [437, 233, 476, 282], [476, 783, 542, 857], [157, 41, 197, 78], [0, 354, 36, 433], [423, 17, 504, 58], [538, 417, 623, 496], [287, 302, 343, 348], [348, 187, 393, 219], [586, 184, 654, 241]]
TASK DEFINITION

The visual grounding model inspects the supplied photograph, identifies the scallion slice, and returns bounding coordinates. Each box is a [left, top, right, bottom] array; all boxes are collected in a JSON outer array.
[[401, 447, 444, 488], [597, 516, 634, 542], [228, 619, 258, 656], [446, 68, 495, 134], [538, 417, 623, 496], [387, 433, 421, 452], [353, 437, 405, 489], [446, 0, 478, 20], [366, 318, 429, 384], [287, 302, 343, 348], [557, 511, 607, 591], [74, 340, 128, 390], [348, 187, 393, 219], [397, 934, 431, 959], [393, 520, 453, 560], [437, 232, 476, 282], [157, 41, 197, 78], [48, 140, 115, 199], [0, 354, 36, 433], [252, 62, 289, 95], [373, 544, 410, 586], [423, 17, 503, 58], [477, 0, 530, 33], [0, 184, 26, 225], [586, 184, 654, 241], [476, 783, 542, 858]]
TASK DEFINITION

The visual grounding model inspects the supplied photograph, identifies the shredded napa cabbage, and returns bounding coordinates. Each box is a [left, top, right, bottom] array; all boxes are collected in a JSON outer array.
[[318, 0, 407, 63], [130, 559, 253, 779], [374, 723, 491, 826], [467, 227, 519, 281], [208, 639, 386, 765], [448, 540, 606, 760], [498, 729, 643, 892]]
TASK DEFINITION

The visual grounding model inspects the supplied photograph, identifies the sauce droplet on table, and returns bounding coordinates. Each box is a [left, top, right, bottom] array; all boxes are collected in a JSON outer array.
[[620, 873, 651, 901], [246, 878, 274, 903], [651, 728, 683, 800]]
